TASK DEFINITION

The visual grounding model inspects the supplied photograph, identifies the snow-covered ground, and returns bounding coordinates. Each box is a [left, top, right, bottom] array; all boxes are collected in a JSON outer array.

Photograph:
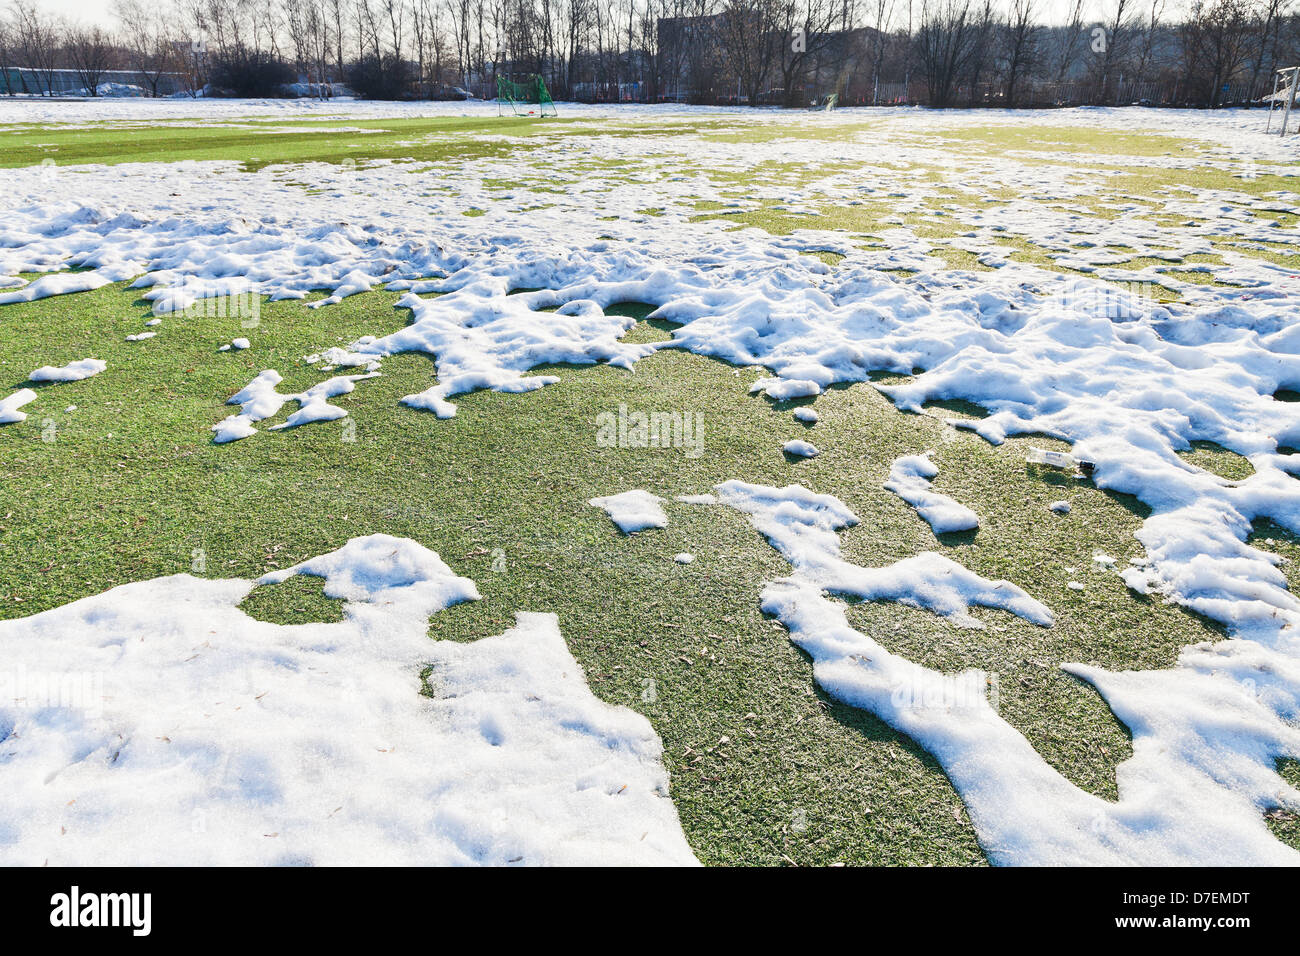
[[0, 534, 696, 865], [0, 94, 1294, 139], [690, 481, 1297, 864], [2, 102, 1300, 865]]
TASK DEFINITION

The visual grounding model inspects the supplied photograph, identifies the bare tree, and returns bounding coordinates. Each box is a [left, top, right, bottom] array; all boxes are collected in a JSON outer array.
[[914, 0, 977, 106], [9, 1, 60, 95], [329, 0, 347, 79], [66, 22, 118, 96], [356, 0, 383, 60], [174, 0, 213, 95], [1129, 0, 1166, 94], [411, 0, 431, 93], [718, 0, 782, 104], [1001, 0, 1038, 106], [1089, 0, 1136, 104], [286, 0, 336, 95], [961, 0, 995, 105], [1246, 0, 1292, 101], [1180, 0, 1253, 105], [0, 11, 15, 95], [901, 0, 913, 98], [774, 0, 853, 106], [563, 0, 591, 96], [284, 0, 313, 81], [867, 0, 894, 103], [115, 0, 178, 96], [1051, 0, 1086, 88], [59, 0, 1299, 106], [382, 0, 404, 57], [679, 0, 718, 102]]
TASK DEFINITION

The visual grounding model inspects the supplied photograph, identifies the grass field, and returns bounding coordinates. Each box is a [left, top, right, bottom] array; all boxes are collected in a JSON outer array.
[[2, 104, 1298, 864]]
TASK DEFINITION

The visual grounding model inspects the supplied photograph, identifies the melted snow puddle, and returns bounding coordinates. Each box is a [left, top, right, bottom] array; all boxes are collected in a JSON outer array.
[[694, 481, 1300, 865], [0, 534, 696, 865]]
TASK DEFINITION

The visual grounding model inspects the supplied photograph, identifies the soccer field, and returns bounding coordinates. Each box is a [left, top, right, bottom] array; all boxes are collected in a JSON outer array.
[[1, 100, 1299, 866]]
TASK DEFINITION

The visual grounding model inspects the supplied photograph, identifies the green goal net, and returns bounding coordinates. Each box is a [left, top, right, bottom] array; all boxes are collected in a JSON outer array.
[[497, 75, 557, 118]]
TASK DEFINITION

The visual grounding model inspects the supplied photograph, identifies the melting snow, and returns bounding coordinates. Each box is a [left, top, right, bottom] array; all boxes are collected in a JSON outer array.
[[28, 358, 106, 382], [885, 453, 981, 534], [0, 388, 37, 424], [213, 368, 378, 443], [0, 534, 696, 865], [705, 481, 1300, 865], [6, 103, 1300, 863], [782, 439, 819, 458], [589, 490, 667, 534]]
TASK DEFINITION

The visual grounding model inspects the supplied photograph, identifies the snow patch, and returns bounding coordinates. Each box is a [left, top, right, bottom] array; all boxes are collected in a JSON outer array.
[[711, 480, 1300, 865], [884, 453, 980, 534], [589, 490, 667, 534], [0, 388, 38, 424], [782, 439, 819, 458], [0, 534, 696, 865], [28, 358, 106, 383], [212, 368, 376, 443]]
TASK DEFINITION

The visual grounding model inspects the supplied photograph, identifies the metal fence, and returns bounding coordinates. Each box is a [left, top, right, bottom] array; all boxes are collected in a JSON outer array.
[[0, 68, 187, 97]]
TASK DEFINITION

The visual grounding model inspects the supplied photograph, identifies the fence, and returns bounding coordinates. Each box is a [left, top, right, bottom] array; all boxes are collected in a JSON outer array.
[[0, 68, 187, 97]]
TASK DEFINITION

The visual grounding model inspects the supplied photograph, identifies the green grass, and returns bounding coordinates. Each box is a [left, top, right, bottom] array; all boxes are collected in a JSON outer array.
[[1178, 440, 1256, 481], [0, 115, 561, 169], [2, 111, 1297, 865], [0, 279, 1271, 865], [6, 109, 1295, 288], [929, 125, 1202, 159], [1270, 759, 1300, 845], [241, 573, 346, 625]]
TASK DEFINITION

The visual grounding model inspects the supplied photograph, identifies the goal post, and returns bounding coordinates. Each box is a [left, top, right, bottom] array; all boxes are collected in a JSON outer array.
[[1266, 66, 1299, 135], [497, 75, 557, 118]]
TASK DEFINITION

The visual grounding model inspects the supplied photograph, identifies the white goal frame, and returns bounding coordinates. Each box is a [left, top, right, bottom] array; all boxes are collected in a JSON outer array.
[[1266, 66, 1300, 135]]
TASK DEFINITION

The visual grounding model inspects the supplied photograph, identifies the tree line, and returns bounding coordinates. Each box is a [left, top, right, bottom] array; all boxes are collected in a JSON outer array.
[[0, 0, 1295, 107]]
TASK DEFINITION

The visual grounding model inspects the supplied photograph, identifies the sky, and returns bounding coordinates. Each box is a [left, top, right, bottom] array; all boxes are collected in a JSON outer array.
[[25, 0, 1129, 32], [32, 0, 117, 28]]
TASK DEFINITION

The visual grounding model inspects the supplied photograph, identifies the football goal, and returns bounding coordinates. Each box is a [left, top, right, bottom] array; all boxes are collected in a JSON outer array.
[[497, 75, 557, 118], [1266, 66, 1299, 135]]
